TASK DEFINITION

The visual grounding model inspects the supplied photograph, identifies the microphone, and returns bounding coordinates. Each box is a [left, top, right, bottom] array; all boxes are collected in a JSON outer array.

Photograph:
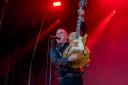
[[49, 35, 61, 39]]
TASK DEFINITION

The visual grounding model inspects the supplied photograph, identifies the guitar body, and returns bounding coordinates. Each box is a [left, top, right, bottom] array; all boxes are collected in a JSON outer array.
[[63, 32, 89, 68]]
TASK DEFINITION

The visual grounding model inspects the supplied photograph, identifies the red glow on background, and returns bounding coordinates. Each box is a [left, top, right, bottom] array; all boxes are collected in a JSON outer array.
[[87, 10, 116, 47], [53, 1, 61, 7], [0, 19, 60, 78]]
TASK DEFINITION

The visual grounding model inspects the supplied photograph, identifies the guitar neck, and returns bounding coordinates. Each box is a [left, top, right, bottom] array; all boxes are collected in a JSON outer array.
[[75, 15, 82, 39], [75, 0, 86, 39]]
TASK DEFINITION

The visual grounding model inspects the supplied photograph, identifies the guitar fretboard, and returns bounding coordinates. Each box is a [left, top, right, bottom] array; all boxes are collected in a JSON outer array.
[[75, 15, 82, 39], [75, 0, 86, 39]]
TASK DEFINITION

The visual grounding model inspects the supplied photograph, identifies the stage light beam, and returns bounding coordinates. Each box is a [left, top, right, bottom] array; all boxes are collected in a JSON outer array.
[[87, 10, 116, 47]]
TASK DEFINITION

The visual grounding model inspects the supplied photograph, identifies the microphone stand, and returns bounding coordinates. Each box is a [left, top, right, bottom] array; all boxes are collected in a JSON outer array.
[[27, 19, 44, 85], [47, 36, 56, 85], [49, 39, 53, 85]]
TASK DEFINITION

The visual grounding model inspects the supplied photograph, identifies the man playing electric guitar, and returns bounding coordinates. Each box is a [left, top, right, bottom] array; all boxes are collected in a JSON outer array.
[[50, 8, 90, 85]]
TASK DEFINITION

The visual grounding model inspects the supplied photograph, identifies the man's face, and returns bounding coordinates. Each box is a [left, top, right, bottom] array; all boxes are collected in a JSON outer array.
[[56, 29, 68, 44]]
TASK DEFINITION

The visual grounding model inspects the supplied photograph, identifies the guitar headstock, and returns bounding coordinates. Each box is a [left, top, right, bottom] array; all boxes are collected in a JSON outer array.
[[79, 0, 88, 9]]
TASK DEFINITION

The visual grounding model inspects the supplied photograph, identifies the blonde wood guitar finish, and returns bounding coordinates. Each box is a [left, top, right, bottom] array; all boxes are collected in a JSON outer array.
[[63, 32, 90, 68]]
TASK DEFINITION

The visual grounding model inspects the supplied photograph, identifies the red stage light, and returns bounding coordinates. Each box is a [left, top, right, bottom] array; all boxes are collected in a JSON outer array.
[[53, 1, 61, 7], [113, 10, 116, 14]]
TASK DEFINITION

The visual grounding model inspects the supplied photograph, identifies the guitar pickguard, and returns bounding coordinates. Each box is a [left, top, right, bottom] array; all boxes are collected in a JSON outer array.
[[71, 36, 84, 51]]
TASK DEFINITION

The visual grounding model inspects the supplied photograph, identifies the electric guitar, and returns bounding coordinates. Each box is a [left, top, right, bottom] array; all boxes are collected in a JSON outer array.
[[63, 0, 90, 68]]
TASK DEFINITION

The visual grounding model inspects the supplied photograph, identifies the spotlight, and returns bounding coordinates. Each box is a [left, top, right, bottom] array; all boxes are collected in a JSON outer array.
[[113, 10, 116, 14], [53, 1, 61, 7]]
